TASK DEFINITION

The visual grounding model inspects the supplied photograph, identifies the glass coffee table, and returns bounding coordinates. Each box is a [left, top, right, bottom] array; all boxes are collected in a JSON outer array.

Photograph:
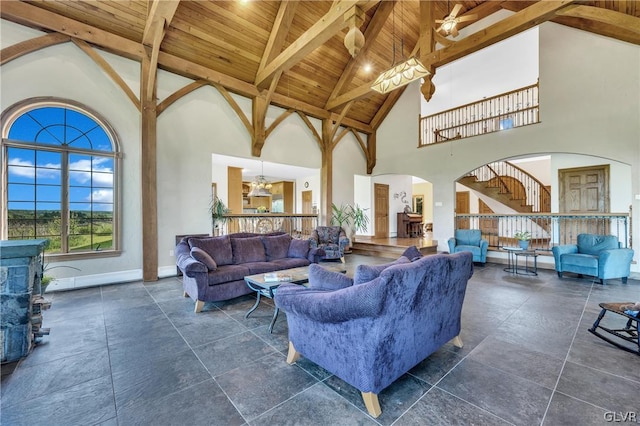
[[244, 264, 347, 333]]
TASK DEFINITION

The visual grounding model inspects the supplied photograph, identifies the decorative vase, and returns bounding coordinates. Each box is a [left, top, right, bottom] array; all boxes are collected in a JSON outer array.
[[518, 240, 529, 250]]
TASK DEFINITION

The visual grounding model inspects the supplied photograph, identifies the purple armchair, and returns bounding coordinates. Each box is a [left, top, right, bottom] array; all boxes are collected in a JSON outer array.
[[274, 252, 474, 418]]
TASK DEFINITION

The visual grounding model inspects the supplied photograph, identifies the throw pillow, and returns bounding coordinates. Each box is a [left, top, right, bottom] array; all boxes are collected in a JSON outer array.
[[353, 256, 410, 285], [231, 236, 267, 264], [288, 238, 310, 259], [308, 264, 353, 290], [402, 245, 423, 261], [188, 235, 233, 266], [190, 247, 217, 271], [262, 234, 292, 261]]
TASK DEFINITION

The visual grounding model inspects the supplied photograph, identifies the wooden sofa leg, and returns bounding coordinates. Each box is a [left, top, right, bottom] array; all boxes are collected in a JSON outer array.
[[451, 335, 464, 348], [286, 342, 301, 364], [340, 256, 345, 263], [361, 392, 381, 418], [183, 291, 189, 298], [194, 300, 205, 313]]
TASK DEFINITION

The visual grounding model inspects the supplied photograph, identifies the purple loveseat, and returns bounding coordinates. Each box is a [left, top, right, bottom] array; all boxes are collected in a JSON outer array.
[[275, 251, 474, 418], [176, 232, 322, 312]]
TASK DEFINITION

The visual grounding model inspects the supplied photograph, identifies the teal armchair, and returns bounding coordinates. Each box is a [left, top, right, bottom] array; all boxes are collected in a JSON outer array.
[[552, 234, 634, 284], [448, 229, 488, 265]]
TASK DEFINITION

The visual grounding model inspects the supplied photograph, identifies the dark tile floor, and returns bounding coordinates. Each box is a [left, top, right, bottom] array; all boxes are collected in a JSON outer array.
[[2, 255, 639, 426]]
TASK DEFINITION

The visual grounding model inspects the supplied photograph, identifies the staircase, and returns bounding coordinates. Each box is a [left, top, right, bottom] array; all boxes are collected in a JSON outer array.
[[459, 161, 550, 214]]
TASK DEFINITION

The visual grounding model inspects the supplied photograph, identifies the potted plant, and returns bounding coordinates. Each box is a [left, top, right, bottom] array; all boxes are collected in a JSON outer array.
[[331, 203, 352, 229], [210, 195, 230, 235], [514, 230, 531, 250], [348, 203, 370, 242]]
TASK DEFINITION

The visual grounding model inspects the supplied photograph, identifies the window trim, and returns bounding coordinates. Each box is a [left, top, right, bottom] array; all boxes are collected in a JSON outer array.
[[1, 97, 122, 260]]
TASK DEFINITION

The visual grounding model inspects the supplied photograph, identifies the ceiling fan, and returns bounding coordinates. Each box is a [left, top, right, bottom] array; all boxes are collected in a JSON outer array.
[[435, 3, 478, 38]]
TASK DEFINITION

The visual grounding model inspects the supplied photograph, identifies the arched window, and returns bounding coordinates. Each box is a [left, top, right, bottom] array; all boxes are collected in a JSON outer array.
[[1, 98, 120, 258]]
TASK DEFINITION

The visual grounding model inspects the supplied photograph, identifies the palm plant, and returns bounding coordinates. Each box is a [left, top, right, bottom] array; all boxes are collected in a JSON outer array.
[[210, 196, 230, 235], [349, 204, 370, 234], [331, 203, 352, 229]]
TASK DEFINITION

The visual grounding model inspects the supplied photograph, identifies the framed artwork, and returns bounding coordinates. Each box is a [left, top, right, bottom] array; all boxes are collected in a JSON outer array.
[[413, 195, 424, 215]]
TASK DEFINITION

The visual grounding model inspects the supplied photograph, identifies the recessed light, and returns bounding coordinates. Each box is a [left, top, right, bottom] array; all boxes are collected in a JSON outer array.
[[364, 63, 372, 73]]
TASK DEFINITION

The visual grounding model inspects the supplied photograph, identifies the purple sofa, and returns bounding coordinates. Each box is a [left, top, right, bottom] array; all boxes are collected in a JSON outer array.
[[176, 232, 322, 313], [274, 251, 474, 418]]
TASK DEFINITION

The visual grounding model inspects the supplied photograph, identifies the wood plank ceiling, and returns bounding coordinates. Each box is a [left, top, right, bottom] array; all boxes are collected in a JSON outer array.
[[2, 0, 640, 131]]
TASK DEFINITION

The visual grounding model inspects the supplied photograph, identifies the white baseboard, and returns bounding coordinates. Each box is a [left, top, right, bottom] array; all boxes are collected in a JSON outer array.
[[45, 269, 143, 292]]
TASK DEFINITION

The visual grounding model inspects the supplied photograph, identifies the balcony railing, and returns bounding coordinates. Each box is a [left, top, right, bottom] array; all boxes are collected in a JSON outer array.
[[419, 82, 539, 146], [217, 214, 319, 239], [455, 212, 631, 251]]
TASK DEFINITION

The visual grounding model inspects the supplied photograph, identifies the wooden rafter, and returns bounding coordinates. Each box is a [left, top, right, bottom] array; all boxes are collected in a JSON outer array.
[[296, 111, 322, 149], [141, 0, 180, 102], [556, 5, 640, 42], [0, 0, 144, 59], [1, 33, 70, 65], [156, 80, 208, 116], [211, 83, 253, 136], [71, 39, 141, 111], [255, 0, 380, 90], [0, 0, 373, 134], [325, 0, 394, 108], [330, 102, 353, 140], [327, 0, 577, 111], [331, 126, 351, 150], [258, 1, 298, 77], [265, 109, 295, 140]]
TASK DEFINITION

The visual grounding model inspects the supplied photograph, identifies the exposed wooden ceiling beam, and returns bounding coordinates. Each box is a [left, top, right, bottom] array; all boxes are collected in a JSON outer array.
[[556, 5, 640, 42], [1, 33, 70, 65], [0, 0, 144, 60], [142, 1, 179, 102], [326, 0, 395, 109], [328, 0, 576, 111], [258, 1, 298, 77], [255, 0, 380, 90], [142, 0, 180, 49]]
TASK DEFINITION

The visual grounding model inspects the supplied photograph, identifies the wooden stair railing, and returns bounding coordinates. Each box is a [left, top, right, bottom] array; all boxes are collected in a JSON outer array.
[[459, 161, 551, 232]]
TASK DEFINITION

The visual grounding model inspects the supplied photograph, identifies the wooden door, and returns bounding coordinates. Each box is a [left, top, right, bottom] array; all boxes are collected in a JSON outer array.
[[374, 183, 389, 238], [302, 190, 313, 237], [559, 165, 610, 242], [478, 199, 497, 246], [456, 191, 470, 229]]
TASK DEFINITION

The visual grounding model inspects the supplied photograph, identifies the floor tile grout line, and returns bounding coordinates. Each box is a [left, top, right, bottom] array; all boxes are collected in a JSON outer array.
[[142, 282, 252, 425], [100, 284, 120, 425], [540, 275, 598, 425]]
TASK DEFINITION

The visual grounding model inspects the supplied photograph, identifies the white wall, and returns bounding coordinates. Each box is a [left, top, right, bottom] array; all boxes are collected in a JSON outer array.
[[1, 22, 143, 287], [377, 23, 640, 272]]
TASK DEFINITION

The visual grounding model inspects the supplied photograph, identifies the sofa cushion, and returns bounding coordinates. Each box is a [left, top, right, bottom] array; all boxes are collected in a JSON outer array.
[[577, 234, 620, 256], [207, 264, 251, 286], [262, 234, 292, 261], [189, 235, 233, 266], [231, 236, 267, 264], [402, 245, 423, 261], [353, 256, 410, 285], [271, 258, 310, 269], [453, 245, 481, 256], [246, 261, 278, 275], [288, 238, 310, 259], [190, 247, 217, 271], [308, 264, 353, 291], [561, 253, 599, 269]]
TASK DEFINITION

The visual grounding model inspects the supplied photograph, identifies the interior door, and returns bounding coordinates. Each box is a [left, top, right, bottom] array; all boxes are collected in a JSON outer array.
[[301, 190, 313, 237], [456, 191, 470, 229], [559, 165, 610, 242], [374, 183, 389, 239]]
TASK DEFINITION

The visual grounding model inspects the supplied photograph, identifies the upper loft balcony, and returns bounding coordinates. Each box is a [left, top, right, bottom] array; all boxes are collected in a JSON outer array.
[[419, 82, 540, 146]]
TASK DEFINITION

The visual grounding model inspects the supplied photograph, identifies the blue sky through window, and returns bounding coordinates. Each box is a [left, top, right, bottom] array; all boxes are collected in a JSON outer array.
[[7, 106, 114, 212]]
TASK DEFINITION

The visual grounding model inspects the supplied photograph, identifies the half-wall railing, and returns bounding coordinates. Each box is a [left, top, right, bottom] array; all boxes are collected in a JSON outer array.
[[217, 214, 319, 239], [455, 212, 631, 251], [419, 82, 539, 146]]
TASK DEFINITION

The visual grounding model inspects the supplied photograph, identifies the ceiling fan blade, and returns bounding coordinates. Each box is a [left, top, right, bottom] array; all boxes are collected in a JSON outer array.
[[450, 4, 463, 18], [435, 19, 446, 23], [451, 27, 459, 37], [436, 23, 445, 33], [457, 14, 478, 23]]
